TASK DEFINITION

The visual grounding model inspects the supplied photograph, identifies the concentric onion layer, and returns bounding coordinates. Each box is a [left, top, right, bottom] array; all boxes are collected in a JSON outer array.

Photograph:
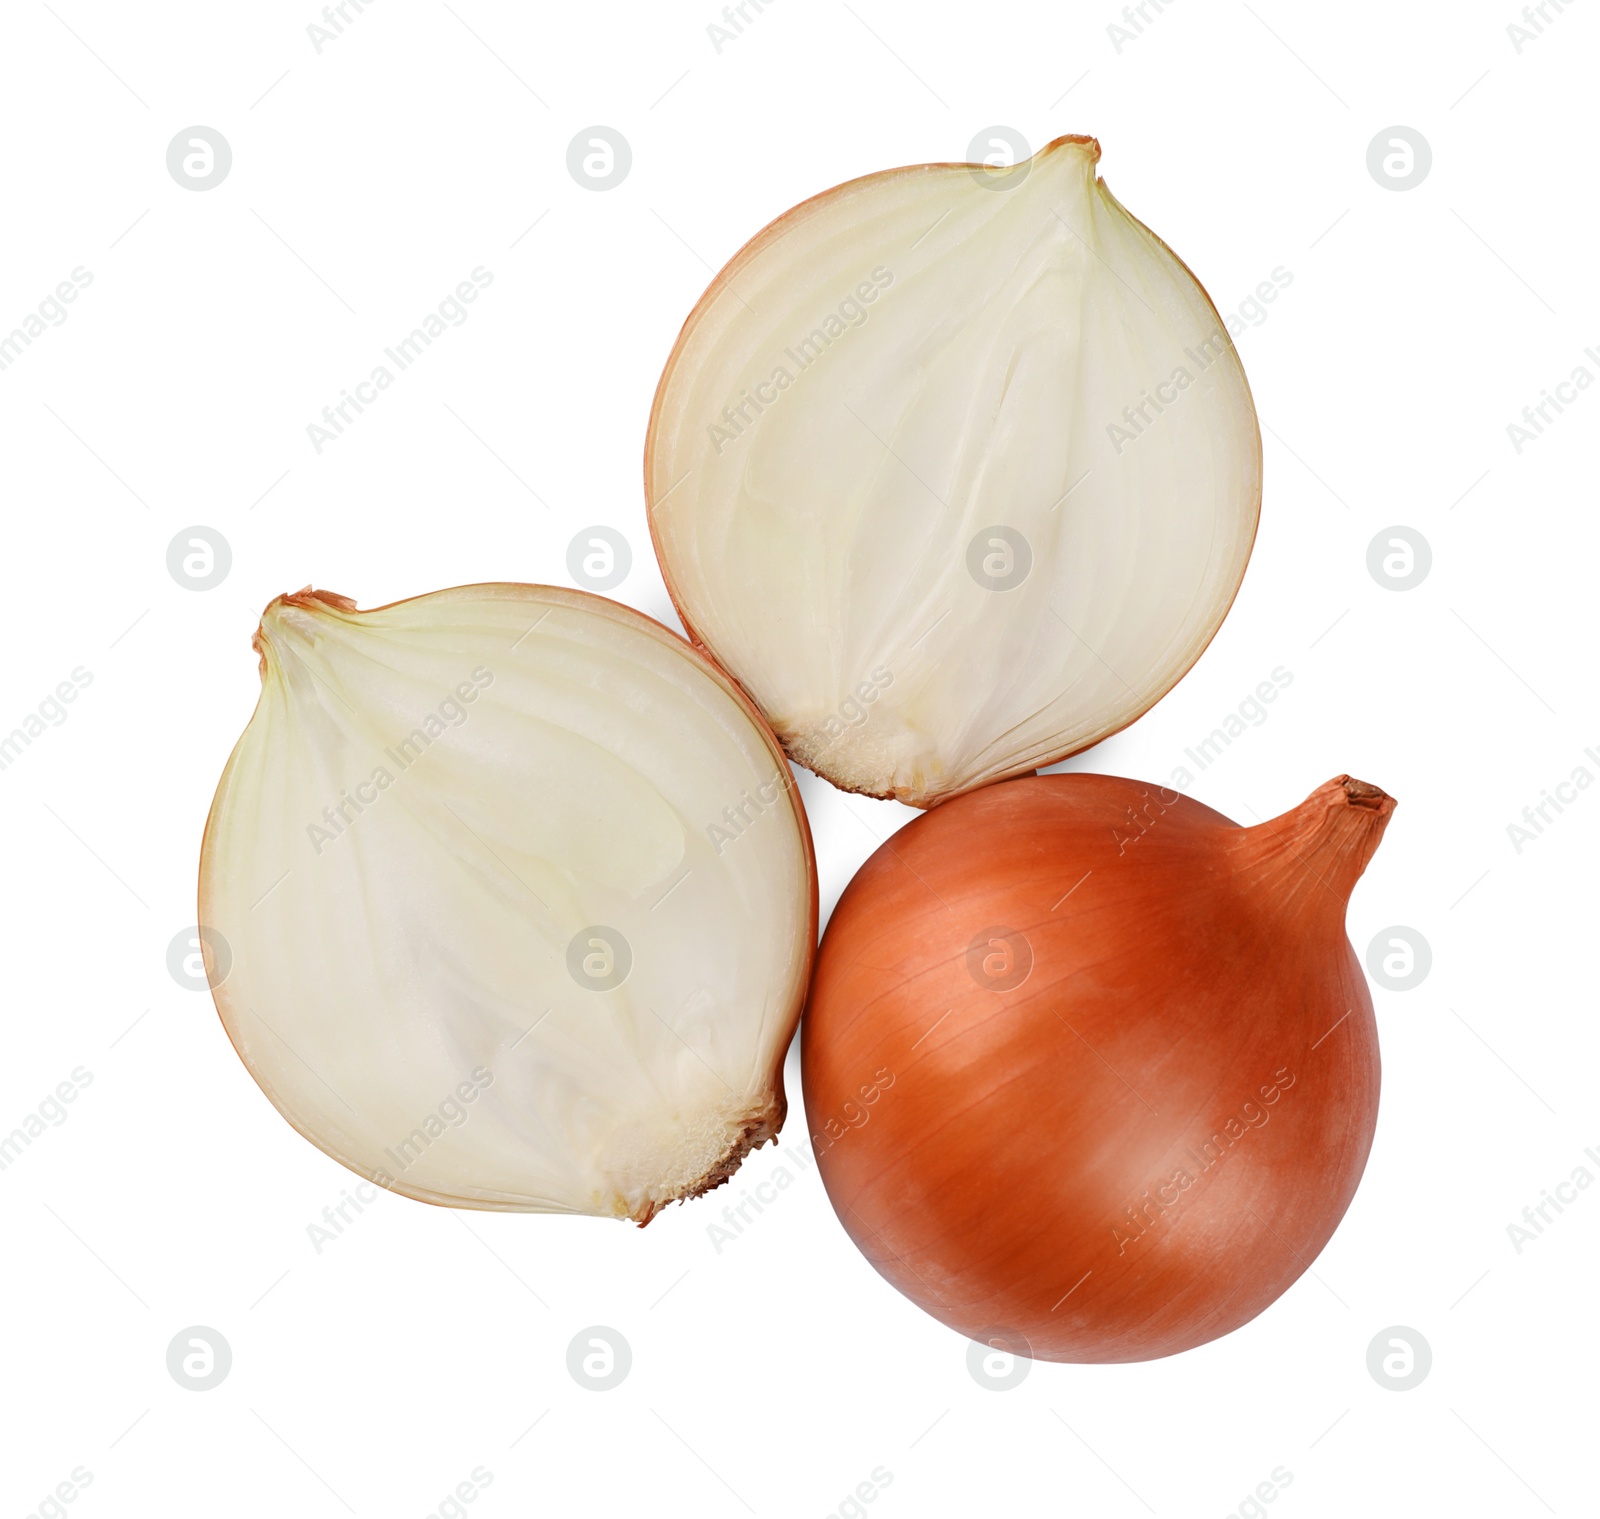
[[201, 584, 816, 1221], [647, 135, 1262, 806]]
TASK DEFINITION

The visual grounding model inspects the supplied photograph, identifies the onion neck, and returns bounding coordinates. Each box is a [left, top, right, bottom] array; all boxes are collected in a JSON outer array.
[[251, 586, 358, 679], [1227, 775, 1396, 913]]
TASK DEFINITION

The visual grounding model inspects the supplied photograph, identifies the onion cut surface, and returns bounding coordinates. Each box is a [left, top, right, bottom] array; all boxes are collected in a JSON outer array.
[[801, 773, 1393, 1361], [201, 584, 816, 1222], [648, 135, 1262, 806]]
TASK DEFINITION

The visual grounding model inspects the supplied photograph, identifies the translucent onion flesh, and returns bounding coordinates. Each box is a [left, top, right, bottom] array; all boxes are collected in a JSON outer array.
[[647, 135, 1262, 807], [200, 584, 816, 1222]]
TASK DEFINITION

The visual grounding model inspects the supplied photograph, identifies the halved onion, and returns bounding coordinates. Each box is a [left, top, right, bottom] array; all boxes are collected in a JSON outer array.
[[200, 584, 816, 1221], [647, 135, 1262, 806]]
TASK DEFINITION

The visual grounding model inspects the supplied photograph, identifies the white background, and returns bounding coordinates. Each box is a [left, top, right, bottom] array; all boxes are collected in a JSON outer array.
[[1, 1, 1594, 1515]]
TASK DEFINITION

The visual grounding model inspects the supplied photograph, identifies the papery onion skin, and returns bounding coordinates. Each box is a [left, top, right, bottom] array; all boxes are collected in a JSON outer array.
[[646, 135, 1262, 807], [801, 773, 1393, 1362], [201, 584, 817, 1223]]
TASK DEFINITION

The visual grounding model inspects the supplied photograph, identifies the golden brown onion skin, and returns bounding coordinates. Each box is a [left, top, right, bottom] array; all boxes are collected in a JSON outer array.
[[801, 773, 1394, 1362]]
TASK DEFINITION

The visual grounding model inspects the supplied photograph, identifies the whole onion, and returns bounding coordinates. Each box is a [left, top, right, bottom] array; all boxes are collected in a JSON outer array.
[[801, 772, 1395, 1362]]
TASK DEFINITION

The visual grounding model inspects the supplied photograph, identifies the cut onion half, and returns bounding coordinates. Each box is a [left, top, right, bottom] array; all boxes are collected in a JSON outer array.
[[647, 135, 1262, 806], [200, 584, 817, 1222]]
